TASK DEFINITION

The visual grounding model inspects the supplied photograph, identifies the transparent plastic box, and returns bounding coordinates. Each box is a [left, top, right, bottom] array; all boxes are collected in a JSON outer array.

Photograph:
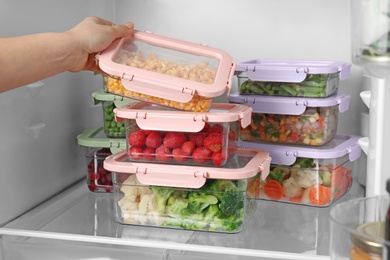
[[229, 92, 351, 146], [77, 126, 126, 193], [235, 60, 351, 98], [114, 102, 252, 167], [96, 31, 235, 112], [351, 0, 390, 68], [330, 196, 390, 259], [92, 88, 136, 138], [238, 134, 362, 207], [103, 148, 271, 233]]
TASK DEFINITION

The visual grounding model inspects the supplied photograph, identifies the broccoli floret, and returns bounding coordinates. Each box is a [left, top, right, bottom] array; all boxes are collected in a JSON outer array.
[[209, 211, 244, 232], [320, 170, 332, 187], [162, 217, 183, 228], [180, 208, 207, 230], [219, 189, 245, 216], [208, 180, 239, 200], [165, 197, 189, 216], [268, 168, 285, 184], [203, 204, 221, 223], [188, 192, 218, 213], [150, 186, 175, 213], [294, 158, 315, 168], [207, 180, 245, 216]]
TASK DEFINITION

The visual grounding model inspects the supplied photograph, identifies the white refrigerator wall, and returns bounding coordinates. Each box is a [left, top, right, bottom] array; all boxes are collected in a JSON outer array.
[[0, 0, 115, 225], [0, 0, 367, 225]]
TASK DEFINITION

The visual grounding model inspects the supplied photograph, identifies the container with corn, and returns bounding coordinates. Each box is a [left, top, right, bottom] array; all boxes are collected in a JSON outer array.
[[96, 31, 235, 112]]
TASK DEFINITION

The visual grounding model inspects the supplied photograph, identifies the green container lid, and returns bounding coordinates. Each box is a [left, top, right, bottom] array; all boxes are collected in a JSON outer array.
[[77, 126, 126, 154], [91, 89, 136, 108]]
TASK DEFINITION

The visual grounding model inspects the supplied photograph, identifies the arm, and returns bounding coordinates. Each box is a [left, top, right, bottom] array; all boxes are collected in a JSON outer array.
[[0, 16, 134, 92]]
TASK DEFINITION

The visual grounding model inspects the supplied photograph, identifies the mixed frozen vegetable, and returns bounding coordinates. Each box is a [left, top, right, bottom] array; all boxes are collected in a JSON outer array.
[[238, 73, 339, 98], [116, 174, 252, 232], [248, 158, 352, 207], [240, 107, 338, 146]]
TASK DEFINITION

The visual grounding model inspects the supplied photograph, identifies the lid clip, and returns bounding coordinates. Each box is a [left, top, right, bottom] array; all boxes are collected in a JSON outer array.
[[122, 73, 134, 81], [296, 67, 309, 74]]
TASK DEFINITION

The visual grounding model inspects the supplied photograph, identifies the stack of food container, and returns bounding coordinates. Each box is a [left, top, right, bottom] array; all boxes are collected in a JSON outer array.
[[92, 31, 272, 233], [229, 59, 363, 207], [77, 88, 136, 193]]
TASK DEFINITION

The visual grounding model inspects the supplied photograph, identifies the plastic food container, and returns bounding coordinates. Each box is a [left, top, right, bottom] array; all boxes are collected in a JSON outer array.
[[77, 126, 126, 192], [235, 60, 351, 98], [238, 134, 362, 207], [229, 92, 351, 146], [114, 102, 252, 167], [329, 196, 390, 260], [92, 89, 136, 138], [103, 148, 271, 233], [351, 0, 390, 68], [96, 30, 235, 112]]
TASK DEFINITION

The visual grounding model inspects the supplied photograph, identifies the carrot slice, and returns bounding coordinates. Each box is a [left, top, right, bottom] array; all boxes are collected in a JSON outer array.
[[247, 178, 260, 198], [263, 180, 284, 201], [289, 195, 303, 203], [308, 185, 332, 206]]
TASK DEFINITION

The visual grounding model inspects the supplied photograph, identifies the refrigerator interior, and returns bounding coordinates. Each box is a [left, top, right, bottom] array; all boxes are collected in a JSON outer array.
[[0, 0, 368, 259]]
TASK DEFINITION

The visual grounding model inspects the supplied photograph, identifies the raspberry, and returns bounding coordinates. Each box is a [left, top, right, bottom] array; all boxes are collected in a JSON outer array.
[[192, 147, 212, 163], [155, 145, 172, 162], [203, 133, 223, 153], [129, 146, 143, 160], [207, 124, 223, 134], [201, 122, 211, 132], [212, 151, 225, 166], [143, 147, 155, 161], [163, 132, 187, 149], [188, 133, 206, 147], [128, 130, 146, 147], [145, 131, 163, 148], [181, 140, 196, 155], [172, 148, 188, 162]]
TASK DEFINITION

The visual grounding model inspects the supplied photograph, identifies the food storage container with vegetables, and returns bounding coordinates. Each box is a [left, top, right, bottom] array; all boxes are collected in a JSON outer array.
[[238, 134, 362, 207], [92, 89, 136, 138], [96, 30, 235, 112], [229, 92, 351, 146], [114, 101, 252, 167], [235, 59, 351, 98], [77, 126, 126, 193], [103, 148, 271, 233]]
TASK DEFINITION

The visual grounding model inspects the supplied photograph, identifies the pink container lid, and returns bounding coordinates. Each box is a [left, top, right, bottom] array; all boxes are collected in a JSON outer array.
[[114, 102, 253, 132], [96, 30, 235, 103], [104, 148, 271, 189]]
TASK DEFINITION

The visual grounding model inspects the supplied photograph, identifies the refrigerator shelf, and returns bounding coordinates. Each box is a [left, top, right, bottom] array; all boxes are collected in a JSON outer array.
[[0, 179, 363, 260]]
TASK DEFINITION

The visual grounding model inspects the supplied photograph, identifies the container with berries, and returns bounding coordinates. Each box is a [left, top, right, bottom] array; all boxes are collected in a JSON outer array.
[[113, 102, 253, 167], [95, 30, 235, 112], [77, 126, 126, 192]]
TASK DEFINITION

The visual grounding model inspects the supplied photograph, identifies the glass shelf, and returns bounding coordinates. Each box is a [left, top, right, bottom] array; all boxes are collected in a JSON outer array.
[[0, 179, 364, 260]]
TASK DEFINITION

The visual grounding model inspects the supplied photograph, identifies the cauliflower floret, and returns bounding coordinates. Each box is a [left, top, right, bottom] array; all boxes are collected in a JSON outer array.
[[296, 169, 323, 188], [123, 212, 138, 224], [118, 197, 139, 211], [282, 177, 304, 198], [138, 193, 158, 214]]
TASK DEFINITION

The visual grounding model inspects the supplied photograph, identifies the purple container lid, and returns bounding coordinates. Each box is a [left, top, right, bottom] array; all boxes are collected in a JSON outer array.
[[235, 59, 351, 82], [228, 92, 351, 115], [238, 134, 362, 166]]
